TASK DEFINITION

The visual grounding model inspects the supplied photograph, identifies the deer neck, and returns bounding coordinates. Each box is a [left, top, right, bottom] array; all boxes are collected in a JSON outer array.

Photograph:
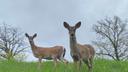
[[70, 35, 79, 54], [29, 40, 37, 51]]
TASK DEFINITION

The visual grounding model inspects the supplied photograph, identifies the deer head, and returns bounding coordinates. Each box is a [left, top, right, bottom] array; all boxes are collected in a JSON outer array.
[[63, 22, 81, 37], [25, 33, 37, 43]]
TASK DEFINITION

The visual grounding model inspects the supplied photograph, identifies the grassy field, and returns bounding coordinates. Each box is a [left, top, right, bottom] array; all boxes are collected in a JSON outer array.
[[0, 59, 128, 72]]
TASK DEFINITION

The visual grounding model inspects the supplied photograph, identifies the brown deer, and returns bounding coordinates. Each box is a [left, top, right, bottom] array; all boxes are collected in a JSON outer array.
[[63, 22, 95, 72], [25, 33, 67, 68]]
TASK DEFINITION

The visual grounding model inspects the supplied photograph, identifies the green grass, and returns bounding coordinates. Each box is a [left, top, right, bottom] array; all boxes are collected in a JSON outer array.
[[0, 59, 128, 72]]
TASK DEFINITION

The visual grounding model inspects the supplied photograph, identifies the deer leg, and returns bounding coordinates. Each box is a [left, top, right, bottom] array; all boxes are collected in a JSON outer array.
[[87, 59, 92, 72], [52, 57, 58, 72], [76, 61, 82, 72], [79, 59, 82, 70], [59, 57, 68, 64], [53, 58, 58, 67], [38, 58, 42, 69], [83, 59, 92, 72], [72, 60, 80, 72], [73, 61, 77, 72], [89, 58, 93, 72], [72, 55, 81, 71]]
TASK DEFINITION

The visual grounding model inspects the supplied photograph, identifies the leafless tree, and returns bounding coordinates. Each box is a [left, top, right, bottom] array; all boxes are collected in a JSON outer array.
[[93, 16, 128, 61], [0, 23, 26, 60]]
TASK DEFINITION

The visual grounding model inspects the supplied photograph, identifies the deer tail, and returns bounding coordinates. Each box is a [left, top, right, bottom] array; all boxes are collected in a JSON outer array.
[[63, 48, 66, 57]]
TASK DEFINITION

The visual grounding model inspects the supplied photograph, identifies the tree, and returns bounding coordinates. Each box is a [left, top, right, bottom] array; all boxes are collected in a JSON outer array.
[[93, 16, 128, 61], [0, 23, 26, 60]]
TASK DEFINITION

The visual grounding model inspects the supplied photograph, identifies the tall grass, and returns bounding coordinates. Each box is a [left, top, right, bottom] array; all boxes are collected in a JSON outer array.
[[0, 59, 128, 72]]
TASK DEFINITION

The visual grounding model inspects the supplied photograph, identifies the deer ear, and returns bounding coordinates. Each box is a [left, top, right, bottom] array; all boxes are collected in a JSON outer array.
[[25, 33, 29, 37], [75, 21, 81, 29], [63, 22, 70, 29], [33, 33, 37, 38]]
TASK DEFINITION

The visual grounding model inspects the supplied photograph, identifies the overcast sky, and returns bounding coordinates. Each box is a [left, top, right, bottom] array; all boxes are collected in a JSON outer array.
[[0, 0, 128, 61]]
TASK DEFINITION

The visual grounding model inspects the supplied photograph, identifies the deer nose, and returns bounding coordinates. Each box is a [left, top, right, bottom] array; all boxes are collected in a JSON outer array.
[[71, 34, 74, 36], [29, 40, 33, 42]]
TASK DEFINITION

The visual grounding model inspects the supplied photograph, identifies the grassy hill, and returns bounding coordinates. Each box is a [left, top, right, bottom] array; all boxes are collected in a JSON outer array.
[[0, 59, 128, 72]]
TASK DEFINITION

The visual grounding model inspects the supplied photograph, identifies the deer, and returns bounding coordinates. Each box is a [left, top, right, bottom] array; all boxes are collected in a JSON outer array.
[[63, 22, 95, 72], [25, 33, 68, 68]]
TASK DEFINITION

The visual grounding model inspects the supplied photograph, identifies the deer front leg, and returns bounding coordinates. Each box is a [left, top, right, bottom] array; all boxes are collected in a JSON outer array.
[[52, 56, 58, 67], [54, 58, 58, 67], [73, 61, 80, 72], [79, 59, 82, 70], [52, 57, 58, 72], [38, 58, 42, 69]]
